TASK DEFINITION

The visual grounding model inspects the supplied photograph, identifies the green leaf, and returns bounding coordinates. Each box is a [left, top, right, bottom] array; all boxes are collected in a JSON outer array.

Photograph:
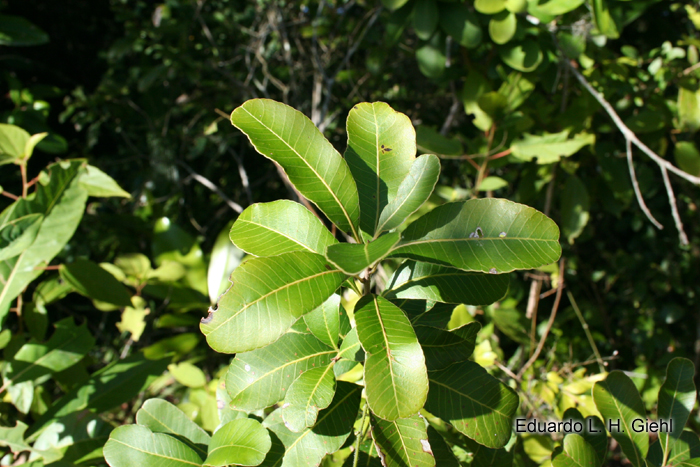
[[562, 408, 607, 466], [337, 327, 364, 363], [381, 0, 411, 11], [225, 332, 337, 412], [262, 381, 361, 466], [208, 222, 245, 303], [205, 418, 271, 467], [0, 213, 43, 261], [303, 293, 342, 349], [460, 72, 493, 131], [59, 258, 132, 307], [0, 160, 88, 323], [376, 154, 441, 234], [136, 398, 211, 456], [384, 261, 509, 305], [414, 325, 476, 371], [8, 380, 33, 413], [426, 426, 460, 466], [78, 165, 131, 198], [104, 425, 204, 467], [371, 414, 435, 467], [231, 99, 360, 237], [0, 15, 49, 46], [475, 0, 507, 14], [489, 11, 517, 45], [425, 361, 518, 448], [169, 362, 207, 388], [561, 175, 590, 244], [674, 141, 700, 176], [0, 124, 30, 164], [281, 365, 336, 432], [391, 199, 561, 274], [592, 371, 648, 467], [0, 421, 32, 454], [511, 130, 594, 164], [416, 34, 447, 79], [478, 176, 508, 192], [325, 232, 400, 276], [344, 102, 416, 236], [658, 358, 697, 461], [592, 0, 620, 39], [533, 0, 585, 15], [201, 251, 346, 354], [648, 431, 700, 467], [230, 200, 337, 257], [143, 333, 201, 359], [552, 434, 599, 467], [3, 317, 94, 387], [678, 87, 700, 133], [355, 295, 428, 420], [393, 300, 455, 329], [414, 0, 439, 40], [416, 126, 463, 157], [28, 354, 170, 439], [499, 40, 543, 72], [438, 3, 482, 48]]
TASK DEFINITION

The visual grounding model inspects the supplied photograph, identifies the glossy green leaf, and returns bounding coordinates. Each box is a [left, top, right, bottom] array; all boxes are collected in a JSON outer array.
[[552, 434, 599, 467], [475, 0, 507, 14], [136, 398, 211, 456], [561, 175, 590, 244], [337, 327, 364, 363], [231, 99, 360, 237], [658, 358, 697, 461], [376, 154, 440, 234], [415, 126, 463, 157], [78, 165, 131, 198], [28, 354, 170, 439], [426, 426, 460, 466], [0, 123, 31, 164], [499, 39, 543, 72], [425, 361, 518, 448], [511, 130, 594, 164], [648, 431, 700, 467], [392, 300, 455, 329], [505, 0, 528, 13], [674, 141, 700, 176], [0, 213, 42, 261], [562, 408, 607, 466], [592, 0, 620, 39], [59, 258, 132, 307], [225, 332, 336, 412], [230, 200, 337, 257], [438, 3, 482, 48], [391, 199, 561, 274], [104, 425, 204, 467], [262, 381, 361, 466], [345, 102, 416, 236], [414, 325, 476, 371], [592, 371, 648, 467], [303, 293, 342, 349], [201, 251, 346, 354], [355, 295, 428, 420], [416, 33, 447, 79], [3, 317, 94, 387], [384, 261, 509, 305], [414, 0, 439, 40], [0, 15, 49, 46], [489, 11, 517, 45], [325, 232, 400, 275], [281, 365, 336, 432], [533, 0, 585, 15], [205, 418, 271, 467], [0, 160, 88, 324], [371, 414, 435, 467], [208, 221, 245, 303]]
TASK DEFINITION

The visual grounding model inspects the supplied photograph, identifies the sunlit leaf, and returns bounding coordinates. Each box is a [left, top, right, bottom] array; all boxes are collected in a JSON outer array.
[[414, 325, 476, 371], [136, 398, 211, 457], [204, 418, 271, 467], [231, 99, 360, 237], [78, 165, 131, 198], [355, 295, 428, 420], [103, 425, 203, 467], [511, 130, 594, 164], [551, 434, 598, 467], [281, 366, 336, 432], [325, 232, 400, 275], [60, 258, 132, 307], [201, 251, 346, 354], [303, 293, 342, 349], [658, 358, 697, 462], [372, 414, 435, 467]]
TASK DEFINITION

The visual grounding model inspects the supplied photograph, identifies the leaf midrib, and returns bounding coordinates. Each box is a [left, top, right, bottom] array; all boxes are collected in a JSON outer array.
[[234, 219, 316, 253], [239, 106, 358, 239], [370, 295, 401, 417], [429, 377, 510, 417], [109, 436, 201, 466]]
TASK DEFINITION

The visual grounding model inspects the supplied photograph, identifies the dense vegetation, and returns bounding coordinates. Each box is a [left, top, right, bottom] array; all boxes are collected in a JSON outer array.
[[1, 0, 700, 466]]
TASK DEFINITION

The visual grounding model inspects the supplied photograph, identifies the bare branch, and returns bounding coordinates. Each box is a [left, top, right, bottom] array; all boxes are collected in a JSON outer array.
[[625, 139, 663, 230], [178, 161, 243, 213], [660, 165, 689, 245]]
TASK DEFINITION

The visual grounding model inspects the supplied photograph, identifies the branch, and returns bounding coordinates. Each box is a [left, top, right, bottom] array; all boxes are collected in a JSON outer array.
[[177, 161, 243, 213], [561, 56, 695, 245], [626, 139, 663, 230]]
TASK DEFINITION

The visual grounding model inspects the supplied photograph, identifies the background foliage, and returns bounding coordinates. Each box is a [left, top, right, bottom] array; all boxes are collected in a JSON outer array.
[[1, 0, 700, 465]]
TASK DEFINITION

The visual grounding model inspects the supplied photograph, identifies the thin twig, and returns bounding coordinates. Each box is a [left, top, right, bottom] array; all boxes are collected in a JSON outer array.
[[625, 139, 663, 230], [517, 258, 566, 380], [660, 165, 689, 245], [20, 164, 28, 198], [352, 401, 370, 467], [177, 161, 243, 213], [1, 191, 19, 200], [567, 290, 605, 373], [230, 149, 253, 205]]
